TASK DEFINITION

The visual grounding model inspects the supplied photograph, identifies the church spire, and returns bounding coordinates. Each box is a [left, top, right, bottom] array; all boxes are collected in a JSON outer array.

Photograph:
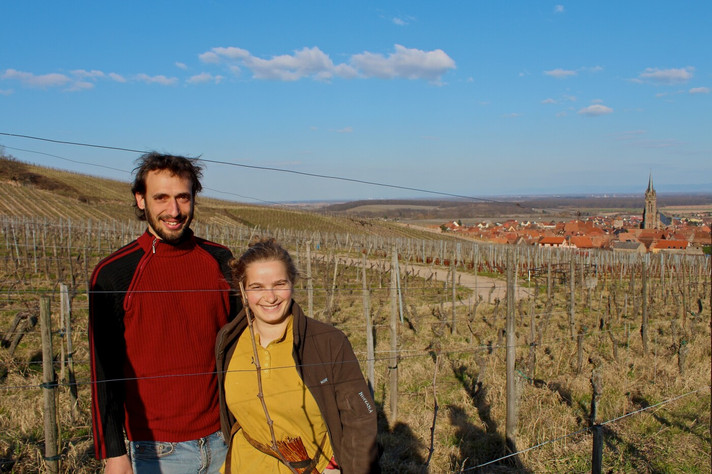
[[643, 173, 658, 230]]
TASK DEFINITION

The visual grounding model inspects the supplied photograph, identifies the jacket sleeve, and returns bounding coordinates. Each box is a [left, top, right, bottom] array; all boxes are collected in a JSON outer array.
[[332, 336, 381, 474], [88, 269, 128, 459], [211, 244, 242, 322]]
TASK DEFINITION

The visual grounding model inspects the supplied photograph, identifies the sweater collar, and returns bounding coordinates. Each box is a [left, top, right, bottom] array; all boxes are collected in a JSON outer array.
[[137, 228, 196, 254]]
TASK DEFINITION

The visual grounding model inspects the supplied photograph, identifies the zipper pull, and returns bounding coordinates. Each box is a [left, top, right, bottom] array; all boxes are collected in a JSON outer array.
[[152, 238, 158, 254]]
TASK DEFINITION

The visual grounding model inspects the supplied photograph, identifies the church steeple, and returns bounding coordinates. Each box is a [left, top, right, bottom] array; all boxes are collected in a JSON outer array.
[[642, 173, 659, 229]]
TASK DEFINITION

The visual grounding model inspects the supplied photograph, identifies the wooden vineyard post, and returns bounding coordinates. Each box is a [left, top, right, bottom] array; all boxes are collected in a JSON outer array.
[[396, 249, 404, 324], [576, 332, 585, 374], [60, 284, 79, 421], [32, 224, 38, 275], [640, 263, 649, 355], [569, 253, 576, 339], [389, 245, 399, 421], [528, 294, 537, 381], [546, 257, 552, 301], [40, 296, 60, 473], [505, 248, 518, 454], [450, 258, 457, 335], [306, 241, 313, 319], [362, 253, 375, 397], [590, 366, 603, 474]]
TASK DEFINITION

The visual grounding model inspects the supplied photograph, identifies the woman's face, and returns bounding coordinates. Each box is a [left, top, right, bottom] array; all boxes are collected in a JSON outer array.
[[244, 259, 293, 327]]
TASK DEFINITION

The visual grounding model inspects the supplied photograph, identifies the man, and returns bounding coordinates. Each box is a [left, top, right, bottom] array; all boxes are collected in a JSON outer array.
[[89, 152, 239, 473]]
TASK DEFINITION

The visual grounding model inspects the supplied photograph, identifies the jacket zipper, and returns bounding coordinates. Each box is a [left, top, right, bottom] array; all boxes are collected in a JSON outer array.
[[124, 238, 158, 310]]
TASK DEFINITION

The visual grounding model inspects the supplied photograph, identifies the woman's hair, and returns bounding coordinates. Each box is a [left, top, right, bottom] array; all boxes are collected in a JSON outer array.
[[230, 238, 299, 287]]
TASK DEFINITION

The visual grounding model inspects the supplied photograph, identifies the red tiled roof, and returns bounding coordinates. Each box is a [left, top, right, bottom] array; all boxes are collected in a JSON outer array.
[[539, 236, 566, 245], [570, 236, 594, 248], [652, 240, 689, 250]]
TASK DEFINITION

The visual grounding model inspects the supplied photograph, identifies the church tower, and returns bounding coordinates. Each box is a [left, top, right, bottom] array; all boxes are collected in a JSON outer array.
[[642, 173, 659, 229]]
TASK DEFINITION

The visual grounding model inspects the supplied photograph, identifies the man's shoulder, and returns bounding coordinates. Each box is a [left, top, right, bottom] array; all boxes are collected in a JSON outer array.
[[194, 237, 234, 261], [92, 240, 143, 282]]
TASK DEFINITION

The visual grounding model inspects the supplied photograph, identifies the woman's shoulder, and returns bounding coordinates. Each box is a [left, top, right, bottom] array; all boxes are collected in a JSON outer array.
[[301, 316, 348, 343]]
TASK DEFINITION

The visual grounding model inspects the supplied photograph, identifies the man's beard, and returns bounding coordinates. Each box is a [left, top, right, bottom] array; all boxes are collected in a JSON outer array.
[[145, 207, 193, 243]]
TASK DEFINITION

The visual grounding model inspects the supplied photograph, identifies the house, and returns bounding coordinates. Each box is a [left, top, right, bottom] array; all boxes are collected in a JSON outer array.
[[649, 240, 689, 253], [611, 241, 647, 254], [569, 236, 594, 249], [538, 236, 569, 248]]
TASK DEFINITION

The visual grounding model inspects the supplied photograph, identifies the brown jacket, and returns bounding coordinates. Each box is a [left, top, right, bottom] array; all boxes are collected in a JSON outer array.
[[215, 300, 380, 474]]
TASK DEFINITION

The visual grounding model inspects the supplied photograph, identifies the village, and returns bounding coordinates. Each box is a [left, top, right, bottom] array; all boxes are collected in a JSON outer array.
[[435, 176, 711, 254], [435, 213, 711, 254]]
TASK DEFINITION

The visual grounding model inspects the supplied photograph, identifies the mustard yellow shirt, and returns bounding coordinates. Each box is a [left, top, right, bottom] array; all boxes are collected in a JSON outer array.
[[224, 317, 334, 472]]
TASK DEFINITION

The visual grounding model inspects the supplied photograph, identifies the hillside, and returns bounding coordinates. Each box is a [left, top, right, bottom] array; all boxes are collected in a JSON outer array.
[[0, 155, 450, 241]]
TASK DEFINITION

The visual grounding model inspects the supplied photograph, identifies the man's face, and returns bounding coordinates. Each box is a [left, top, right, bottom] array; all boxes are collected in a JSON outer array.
[[135, 169, 194, 243]]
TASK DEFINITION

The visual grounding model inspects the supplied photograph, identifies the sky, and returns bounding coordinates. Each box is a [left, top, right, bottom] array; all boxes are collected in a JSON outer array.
[[1, 1, 710, 204]]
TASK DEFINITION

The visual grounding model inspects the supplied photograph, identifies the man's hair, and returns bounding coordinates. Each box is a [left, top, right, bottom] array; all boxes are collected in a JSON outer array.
[[131, 152, 203, 220], [229, 237, 299, 288]]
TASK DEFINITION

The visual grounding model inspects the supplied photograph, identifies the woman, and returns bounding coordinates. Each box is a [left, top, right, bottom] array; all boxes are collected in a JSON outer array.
[[216, 238, 380, 473]]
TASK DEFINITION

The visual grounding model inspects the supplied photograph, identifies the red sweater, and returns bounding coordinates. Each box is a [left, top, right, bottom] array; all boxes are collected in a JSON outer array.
[[89, 230, 237, 459]]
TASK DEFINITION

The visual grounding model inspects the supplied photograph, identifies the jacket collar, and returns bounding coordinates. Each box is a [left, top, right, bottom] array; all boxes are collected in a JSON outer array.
[[137, 229, 196, 254]]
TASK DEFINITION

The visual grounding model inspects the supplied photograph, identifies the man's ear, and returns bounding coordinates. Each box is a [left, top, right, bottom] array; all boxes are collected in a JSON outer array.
[[135, 193, 146, 210]]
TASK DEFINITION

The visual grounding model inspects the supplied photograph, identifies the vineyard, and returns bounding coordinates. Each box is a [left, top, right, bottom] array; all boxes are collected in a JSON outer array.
[[0, 157, 710, 473], [1, 211, 710, 473]]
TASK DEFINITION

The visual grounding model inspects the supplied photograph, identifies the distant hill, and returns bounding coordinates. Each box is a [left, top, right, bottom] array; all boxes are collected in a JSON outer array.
[[323, 193, 712, 220]]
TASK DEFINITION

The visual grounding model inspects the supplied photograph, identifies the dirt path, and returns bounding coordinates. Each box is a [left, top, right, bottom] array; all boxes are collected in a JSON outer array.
[[331, 254, 533, 302], [398, 261, 533, 302]]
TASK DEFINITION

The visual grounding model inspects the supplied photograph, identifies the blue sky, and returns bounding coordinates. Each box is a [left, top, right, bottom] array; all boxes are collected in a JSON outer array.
[[1, 1, 710, 203]]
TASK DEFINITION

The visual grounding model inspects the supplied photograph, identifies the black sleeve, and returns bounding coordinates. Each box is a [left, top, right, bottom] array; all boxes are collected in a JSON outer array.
[[88, 263, 130, 459]]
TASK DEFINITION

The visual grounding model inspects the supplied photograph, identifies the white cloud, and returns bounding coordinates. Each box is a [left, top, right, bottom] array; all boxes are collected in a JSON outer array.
[[198, 44, 455, 83], [200, 46, 251, 64], [544, 68, 577, 79], [1, 69, 71, 88], [175, 62, 188, 70], [135, 74, 178, 85], [71, 69, 105, 79], [554, 5, 565, 13], [333, 126, 353, 133], [1, 67, 136, 91], [0, 88, 13, 95], [578, 104, 613, 116], [108, 72, 126, 83], [392, 15, 415, 26], [689, 86, 709, 94], [187, 72, 224, 84], [67, 81, 95, 92], [541, 98, 557, 104], [248, 46, 348, 81], [198, 51, 221, 64], [638, 67, 694, 85], [351, 44, 455, 82]]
